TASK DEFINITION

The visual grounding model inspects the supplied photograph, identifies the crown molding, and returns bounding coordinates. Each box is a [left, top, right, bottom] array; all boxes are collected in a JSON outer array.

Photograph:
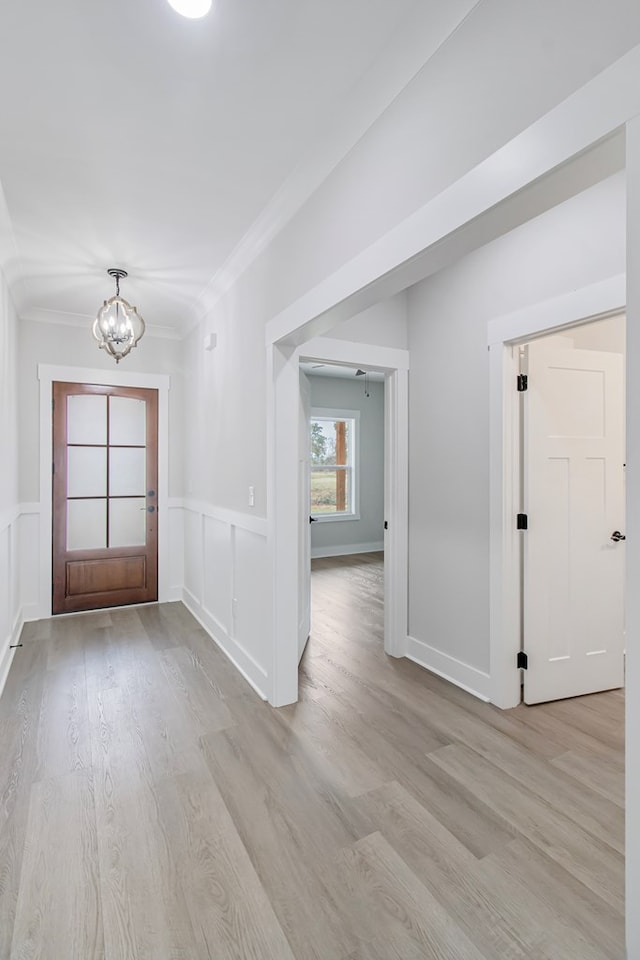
[[19, 306, 183, 341]]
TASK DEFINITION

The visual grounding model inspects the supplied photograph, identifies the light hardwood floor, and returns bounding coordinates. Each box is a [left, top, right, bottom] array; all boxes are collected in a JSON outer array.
[[0, 553, 625, 959]]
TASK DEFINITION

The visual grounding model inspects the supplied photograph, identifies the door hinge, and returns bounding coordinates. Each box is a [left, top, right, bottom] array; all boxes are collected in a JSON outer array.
[[384, 520, 388, 530], [517, 374, 528, 392], [517, 513, 528, 530], [517, 651, 528, 670]]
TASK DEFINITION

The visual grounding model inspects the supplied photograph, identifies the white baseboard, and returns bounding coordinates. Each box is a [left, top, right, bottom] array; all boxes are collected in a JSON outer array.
[[0, 614, 24, 702], [406, 635, 491, 702], [182, 588, 268, 701], [311, 541, 384, 559]]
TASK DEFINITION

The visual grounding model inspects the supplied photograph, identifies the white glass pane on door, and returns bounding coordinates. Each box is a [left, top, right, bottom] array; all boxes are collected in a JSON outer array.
[[109, 498, 147, 547], [109, 448, 146, 496], [109, 396, 146, 446], [67, 395, 107, 445], [67, 446, 107, 498], [67, 499, 107, 550]]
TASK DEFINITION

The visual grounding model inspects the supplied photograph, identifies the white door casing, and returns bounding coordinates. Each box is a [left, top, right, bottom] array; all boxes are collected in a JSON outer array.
[[523, 339, 625, 704], [298, 369, 311, 659]]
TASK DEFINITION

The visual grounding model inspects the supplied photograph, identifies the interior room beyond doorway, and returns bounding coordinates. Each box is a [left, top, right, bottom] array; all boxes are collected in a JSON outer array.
[[298, 361, 386, 669]]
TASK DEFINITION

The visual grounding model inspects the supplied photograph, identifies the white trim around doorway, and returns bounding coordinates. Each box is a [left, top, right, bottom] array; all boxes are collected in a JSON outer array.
[[487, 274, 626, 708], [267, 336, 409, 708], [37, 364, 171, 620]]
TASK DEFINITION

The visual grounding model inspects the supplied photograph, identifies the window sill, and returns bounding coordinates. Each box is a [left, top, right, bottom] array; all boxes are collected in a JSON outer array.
[[311, 512, 361, 523]]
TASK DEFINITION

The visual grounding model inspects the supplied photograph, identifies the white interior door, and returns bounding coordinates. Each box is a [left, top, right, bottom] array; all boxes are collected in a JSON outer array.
[[298, 370, 312, 660], [523, 339, 625, 704]]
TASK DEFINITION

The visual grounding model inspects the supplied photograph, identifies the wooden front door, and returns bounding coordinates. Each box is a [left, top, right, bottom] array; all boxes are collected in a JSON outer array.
[[52, 381, 159, 614]]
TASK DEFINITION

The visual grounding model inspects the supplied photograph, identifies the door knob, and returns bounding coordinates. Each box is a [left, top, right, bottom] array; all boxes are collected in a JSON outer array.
[[610, 530, 626, 542]]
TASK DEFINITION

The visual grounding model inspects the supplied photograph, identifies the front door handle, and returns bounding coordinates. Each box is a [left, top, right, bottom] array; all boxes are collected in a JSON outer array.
[[611, 530, 626, 542]]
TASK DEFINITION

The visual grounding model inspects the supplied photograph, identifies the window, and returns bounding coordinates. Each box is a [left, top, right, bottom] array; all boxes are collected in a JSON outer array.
[[310, 409, 359, 520]]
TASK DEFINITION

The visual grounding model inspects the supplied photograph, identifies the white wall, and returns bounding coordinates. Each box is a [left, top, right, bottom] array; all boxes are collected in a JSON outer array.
[[406, 173, 625, 685], [309, 375, 384, 558], [180, 303, 273, 696], [0, 266, 20, 697], [326, 294, 408, 349]]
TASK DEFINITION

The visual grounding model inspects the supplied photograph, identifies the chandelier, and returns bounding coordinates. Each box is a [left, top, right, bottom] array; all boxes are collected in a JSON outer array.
[[93, 268, 145, 363]]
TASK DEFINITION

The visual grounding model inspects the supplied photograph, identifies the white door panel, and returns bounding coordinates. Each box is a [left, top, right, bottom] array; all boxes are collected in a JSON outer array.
[[524, 341, 625, 704], [298, 370, 312, 660]]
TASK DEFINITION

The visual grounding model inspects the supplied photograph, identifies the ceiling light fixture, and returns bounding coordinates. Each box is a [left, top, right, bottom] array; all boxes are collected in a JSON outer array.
[[167, 0, 212, 18], [93, 268, 146, 364]]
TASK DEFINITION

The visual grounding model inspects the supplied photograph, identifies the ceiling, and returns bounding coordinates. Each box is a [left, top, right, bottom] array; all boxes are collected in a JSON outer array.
[[0, 0, 475, 337], [300, 361, 384, 382]]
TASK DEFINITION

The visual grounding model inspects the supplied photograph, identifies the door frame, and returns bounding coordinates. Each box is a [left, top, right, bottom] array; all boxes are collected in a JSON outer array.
[[488, 275, 626, 708], [267, 336, 409, 707], [38, 364, 171, 619]]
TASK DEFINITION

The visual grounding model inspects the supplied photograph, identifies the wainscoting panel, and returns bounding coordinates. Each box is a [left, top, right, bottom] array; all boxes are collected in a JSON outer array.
[[18, 508, 41, 621], [167, 500, 185, 601], [183, 506, 204, 606], [181, 500, 269, 700], [234, 526, 271, 677], [203, 515, 232, 638], [0, 522, 11, 689], [0, 509, 21, 699]]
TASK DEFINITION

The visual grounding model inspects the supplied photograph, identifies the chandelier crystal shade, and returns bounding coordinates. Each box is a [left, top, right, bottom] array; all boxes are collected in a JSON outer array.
[[93, 268, 145, 363]]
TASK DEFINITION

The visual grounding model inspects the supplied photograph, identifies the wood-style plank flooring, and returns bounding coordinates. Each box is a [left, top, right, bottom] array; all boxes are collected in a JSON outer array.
[[0, 553, 625, 958]]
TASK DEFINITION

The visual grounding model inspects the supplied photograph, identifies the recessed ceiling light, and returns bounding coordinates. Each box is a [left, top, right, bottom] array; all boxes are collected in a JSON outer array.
[[167, 0, 212, 19]]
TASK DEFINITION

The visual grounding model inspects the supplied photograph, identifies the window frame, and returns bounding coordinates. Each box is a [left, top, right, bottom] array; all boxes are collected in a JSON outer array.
[[309, 407, 360, 522]]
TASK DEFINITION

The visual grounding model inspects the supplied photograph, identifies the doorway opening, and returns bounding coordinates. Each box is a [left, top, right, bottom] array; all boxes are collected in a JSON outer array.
[[268, 336, 408, 707], [509, 313, 626, 706], [298, 360, 386, 684]]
